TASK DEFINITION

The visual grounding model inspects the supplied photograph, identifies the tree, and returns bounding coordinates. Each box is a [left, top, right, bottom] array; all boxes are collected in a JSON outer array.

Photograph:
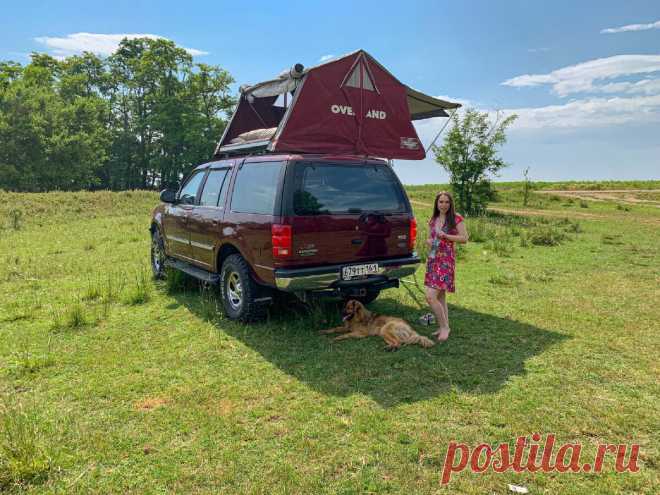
[[0, 58, 109, 191], [105, 38, 234, 189], [433, 108, 517, 214], [0, 37, 235, 191]]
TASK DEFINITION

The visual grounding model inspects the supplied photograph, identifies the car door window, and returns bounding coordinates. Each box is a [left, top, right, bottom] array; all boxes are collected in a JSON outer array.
[[217, 169, 231, 209], [230, 162, 284, 214], [178, 171, 205, 205], [199, 169, 229, 207]]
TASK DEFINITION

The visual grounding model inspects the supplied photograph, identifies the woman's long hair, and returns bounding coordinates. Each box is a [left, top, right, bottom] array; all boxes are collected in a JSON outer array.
[[431, 191, 457, 232]]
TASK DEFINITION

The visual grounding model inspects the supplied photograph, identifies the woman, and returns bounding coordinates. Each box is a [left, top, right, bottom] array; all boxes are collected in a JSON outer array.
[[424, 191, 469, 342]]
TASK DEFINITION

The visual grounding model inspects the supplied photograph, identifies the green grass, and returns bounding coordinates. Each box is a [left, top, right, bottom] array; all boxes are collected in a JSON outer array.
[[0, 183, 658, 493]]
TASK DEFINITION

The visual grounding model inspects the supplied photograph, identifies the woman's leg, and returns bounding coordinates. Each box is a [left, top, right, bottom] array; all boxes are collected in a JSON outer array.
[[436, 290, 450, 341], [425, 287, 446, 335]]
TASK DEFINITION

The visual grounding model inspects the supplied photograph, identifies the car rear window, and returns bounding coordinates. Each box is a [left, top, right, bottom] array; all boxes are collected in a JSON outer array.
[[291, 163, 407, 215]]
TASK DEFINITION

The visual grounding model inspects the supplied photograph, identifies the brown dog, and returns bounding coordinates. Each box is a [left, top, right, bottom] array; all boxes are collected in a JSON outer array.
[[319, 300, 435, 351]]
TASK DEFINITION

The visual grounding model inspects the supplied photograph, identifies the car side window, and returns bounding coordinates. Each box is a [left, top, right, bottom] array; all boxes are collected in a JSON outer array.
[[178, 171, 205, 205], [199, 169, 229, 207], [230, 162, 284, 214]]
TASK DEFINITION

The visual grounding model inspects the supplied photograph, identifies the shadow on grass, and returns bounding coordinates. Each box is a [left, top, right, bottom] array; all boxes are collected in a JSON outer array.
[[172, 287, 568, 408]]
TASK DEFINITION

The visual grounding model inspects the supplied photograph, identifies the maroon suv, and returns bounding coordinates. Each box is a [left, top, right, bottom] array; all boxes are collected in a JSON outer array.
[[150, 153, 419, 321]]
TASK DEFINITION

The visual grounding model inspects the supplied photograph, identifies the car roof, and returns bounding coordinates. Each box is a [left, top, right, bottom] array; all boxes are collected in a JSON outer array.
[[194, 154, 389, 172]]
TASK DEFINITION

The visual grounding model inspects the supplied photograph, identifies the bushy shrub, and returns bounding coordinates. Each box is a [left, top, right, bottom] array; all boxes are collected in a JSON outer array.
[[529, 226, 566, 246], [564, 221, 582, 233], [486, 238, 514, 257], [466, 218, 498, 243], [519, 232, 530, 247]]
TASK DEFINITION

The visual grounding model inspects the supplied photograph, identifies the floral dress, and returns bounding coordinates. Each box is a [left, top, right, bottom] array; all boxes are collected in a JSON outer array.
[[424, 214, 463, 292]]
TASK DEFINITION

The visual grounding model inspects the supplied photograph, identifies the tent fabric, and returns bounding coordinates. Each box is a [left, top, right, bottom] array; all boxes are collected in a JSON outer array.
[[214, 50, 461, 160], [405, 87, 460, 120], [215, 95, 285, 151]]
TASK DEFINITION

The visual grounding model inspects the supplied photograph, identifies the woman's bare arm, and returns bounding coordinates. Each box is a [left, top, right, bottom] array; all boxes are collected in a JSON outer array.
[[439, 222, 469, 244]]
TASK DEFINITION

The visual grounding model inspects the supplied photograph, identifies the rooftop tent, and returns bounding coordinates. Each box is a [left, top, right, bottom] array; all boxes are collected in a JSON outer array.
[[214, 50, 461, 160]]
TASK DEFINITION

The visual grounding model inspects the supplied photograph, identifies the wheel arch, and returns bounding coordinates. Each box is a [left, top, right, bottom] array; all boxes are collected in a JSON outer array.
[[216, 242, 271, 288], [216, 242, 242, 273]]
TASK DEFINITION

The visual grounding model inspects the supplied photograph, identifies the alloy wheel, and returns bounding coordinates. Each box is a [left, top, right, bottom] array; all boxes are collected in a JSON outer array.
[[227, 272, 243, 310], [151, 234, 164, 274]]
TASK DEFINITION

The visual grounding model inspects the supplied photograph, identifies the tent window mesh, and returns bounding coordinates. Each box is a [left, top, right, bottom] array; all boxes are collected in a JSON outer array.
[[343, 63, 375, 91]]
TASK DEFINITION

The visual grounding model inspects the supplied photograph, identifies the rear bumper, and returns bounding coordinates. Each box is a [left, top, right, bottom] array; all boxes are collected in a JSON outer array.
[[274, 255, 420, 292]]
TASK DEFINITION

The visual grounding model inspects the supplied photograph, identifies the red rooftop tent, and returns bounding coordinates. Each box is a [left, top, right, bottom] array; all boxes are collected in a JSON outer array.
[[214, 50, 461, 160]]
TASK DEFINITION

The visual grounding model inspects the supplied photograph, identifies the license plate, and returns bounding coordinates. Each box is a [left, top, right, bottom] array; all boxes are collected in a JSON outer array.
[[342, 263, 379, 280]]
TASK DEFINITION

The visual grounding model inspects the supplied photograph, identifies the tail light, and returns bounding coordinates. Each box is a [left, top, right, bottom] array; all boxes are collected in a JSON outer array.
[[409, 217, 417, 251], [272, 224, 292, 258]]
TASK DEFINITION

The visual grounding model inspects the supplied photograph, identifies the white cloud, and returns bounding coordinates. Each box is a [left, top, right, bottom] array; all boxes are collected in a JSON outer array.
[[601, 20, 660, 34], [527, 47, 550, 53], [319, 54, 335, 62], [502, 54, 660, 96], [597, 78, 660, 95], [184, 47, 209, 57], [34, 32, 208, 57], [414, 93, 660, 135], [505, 94, 660, 130]]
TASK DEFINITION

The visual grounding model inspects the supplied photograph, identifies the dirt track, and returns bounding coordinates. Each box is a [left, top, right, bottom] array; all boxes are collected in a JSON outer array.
[[408, 199, 660, 226], [489, 207, 660, 226], [535, 189, 660, 207]]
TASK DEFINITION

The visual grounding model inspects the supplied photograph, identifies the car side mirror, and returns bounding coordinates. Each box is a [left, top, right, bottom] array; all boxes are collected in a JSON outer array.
[[160, 189, 177, 204]]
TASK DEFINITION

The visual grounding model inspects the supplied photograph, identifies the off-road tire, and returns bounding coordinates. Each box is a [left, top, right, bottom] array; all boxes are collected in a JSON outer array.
[[220, 254, 268, 322], [151, 229, 167, 280]]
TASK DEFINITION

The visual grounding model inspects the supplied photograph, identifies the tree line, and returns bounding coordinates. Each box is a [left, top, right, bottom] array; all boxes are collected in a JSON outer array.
[[0, 38, 234, 192]]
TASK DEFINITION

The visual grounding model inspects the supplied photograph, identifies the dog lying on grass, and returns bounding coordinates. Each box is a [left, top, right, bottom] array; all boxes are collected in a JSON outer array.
[[319, 299, 435, 351]]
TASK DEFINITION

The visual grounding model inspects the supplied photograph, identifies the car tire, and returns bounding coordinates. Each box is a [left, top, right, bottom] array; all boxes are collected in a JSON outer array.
[[151, 228, 167, 280], [220, 254, 268, 322]]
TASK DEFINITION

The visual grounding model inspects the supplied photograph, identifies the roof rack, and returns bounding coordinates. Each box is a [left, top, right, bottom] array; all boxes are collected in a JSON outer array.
[[215, 140, 270, 158]]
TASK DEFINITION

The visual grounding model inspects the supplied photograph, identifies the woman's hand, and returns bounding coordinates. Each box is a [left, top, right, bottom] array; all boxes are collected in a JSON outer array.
[[437, 231, 447, 239], [426, 238, 433, 248]]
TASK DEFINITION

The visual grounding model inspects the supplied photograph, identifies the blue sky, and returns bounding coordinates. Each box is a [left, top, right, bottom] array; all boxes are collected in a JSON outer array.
[[2, 0, 659, 184]]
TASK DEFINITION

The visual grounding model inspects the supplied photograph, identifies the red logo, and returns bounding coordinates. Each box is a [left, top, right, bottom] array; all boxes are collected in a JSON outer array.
[[441, 434, 640, 484]]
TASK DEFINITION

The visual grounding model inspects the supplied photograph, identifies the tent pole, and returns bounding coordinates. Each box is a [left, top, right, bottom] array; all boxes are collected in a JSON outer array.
[[425, 108, 457, 155]]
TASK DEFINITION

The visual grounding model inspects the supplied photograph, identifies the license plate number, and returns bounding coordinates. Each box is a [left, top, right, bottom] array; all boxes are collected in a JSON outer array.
[[342, 263, 379, 280]]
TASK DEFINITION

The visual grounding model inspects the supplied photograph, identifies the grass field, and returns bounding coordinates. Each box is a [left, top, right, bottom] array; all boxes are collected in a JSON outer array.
[[1, 183, 658, 494]]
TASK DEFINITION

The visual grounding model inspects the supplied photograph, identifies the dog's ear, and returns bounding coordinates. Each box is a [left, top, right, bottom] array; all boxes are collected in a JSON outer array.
[[343, 300, 353, 313], [354, 301, 365, 321]]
